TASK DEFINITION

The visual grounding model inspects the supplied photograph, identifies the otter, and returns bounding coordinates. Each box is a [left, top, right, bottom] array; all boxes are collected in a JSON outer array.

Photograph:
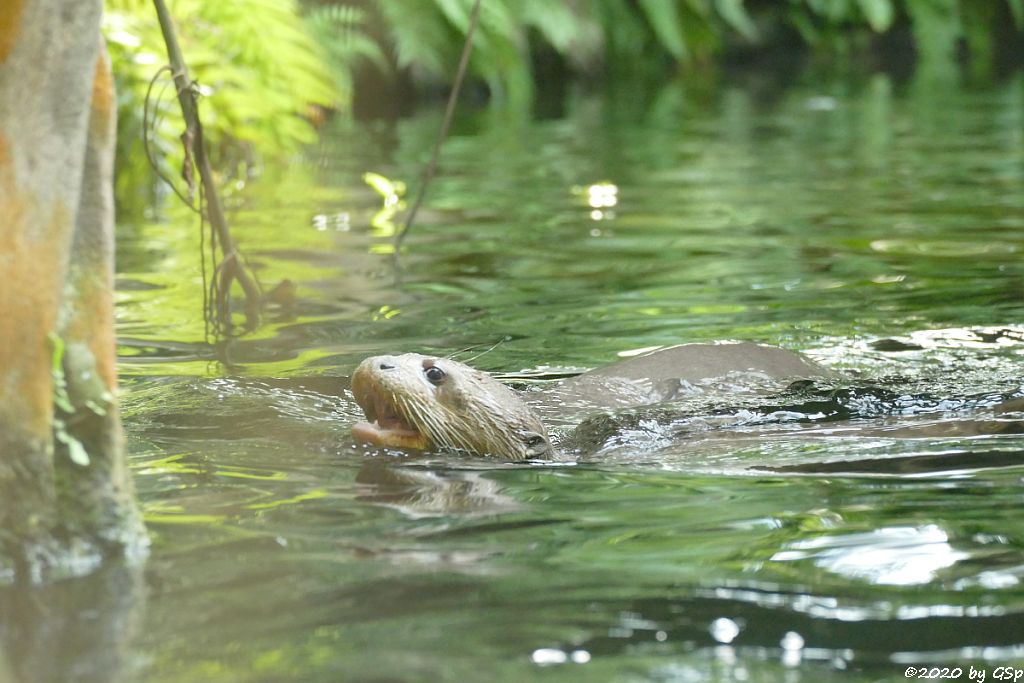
[[351, 352, 556, 459], [351, 343, 831, 460]]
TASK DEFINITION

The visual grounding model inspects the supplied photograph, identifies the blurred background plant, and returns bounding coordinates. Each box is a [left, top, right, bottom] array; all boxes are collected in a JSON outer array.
[[103, 0, 340, 215], [327, 0, 1023, 100], [103, 0, 1023, 211]]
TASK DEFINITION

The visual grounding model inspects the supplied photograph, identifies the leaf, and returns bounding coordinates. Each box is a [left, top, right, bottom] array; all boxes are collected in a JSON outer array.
[[48, 333, 74, 413], [857, 0, 895, 32], [377, 0, 454, 75], [905, 0, 961, 63], [48, 332, 65, 376], [66, 434, 91, 466], [307, 6, 391, 78], [433, 0, 472, 33], [787, 6, 821, 44], [1008, 0, 1024, 28], [715, 0, 758, 39], [599, 0, 650, 67], [55, 423, 91, 466], [520, 0, 585, 52], [105, 0, 342, 176], [638, 0, 688, 60], [363, 172, 403, 199]]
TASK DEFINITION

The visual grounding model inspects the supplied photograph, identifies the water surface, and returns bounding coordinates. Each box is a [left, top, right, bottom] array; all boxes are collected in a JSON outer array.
[[7, 68, 1024, 682]]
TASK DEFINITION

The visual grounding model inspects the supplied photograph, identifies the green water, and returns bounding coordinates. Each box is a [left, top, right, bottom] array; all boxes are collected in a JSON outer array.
[[7, 69, 1024, 682]]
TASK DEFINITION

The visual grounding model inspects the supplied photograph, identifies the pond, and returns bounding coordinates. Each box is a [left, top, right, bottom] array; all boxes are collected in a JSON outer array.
[[7, 66, 1024, 682]]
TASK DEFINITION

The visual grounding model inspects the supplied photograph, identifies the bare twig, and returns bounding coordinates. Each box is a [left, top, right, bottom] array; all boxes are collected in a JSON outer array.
[[143, 66, 200, 211], [394, 0, 482, 250], [152, 0, 261, 332]]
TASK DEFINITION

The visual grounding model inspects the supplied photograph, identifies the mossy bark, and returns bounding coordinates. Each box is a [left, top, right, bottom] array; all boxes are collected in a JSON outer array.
[[0, 0, 146, 580]]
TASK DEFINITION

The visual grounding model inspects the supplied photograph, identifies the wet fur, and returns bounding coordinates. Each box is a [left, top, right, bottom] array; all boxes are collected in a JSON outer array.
[[352, 354, 553, 460]]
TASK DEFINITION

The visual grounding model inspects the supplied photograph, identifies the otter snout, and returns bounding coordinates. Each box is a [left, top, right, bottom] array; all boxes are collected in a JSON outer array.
[[350, 352, 554, 460]]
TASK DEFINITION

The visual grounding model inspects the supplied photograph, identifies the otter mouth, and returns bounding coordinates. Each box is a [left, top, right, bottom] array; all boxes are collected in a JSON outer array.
[[351, 374, 429, 450]]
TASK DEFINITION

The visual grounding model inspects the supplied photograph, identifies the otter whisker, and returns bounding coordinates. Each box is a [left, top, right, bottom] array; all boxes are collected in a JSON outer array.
[[446, 345, 483, 361], [438, 412, 477, 454], [436, 414, 473, 454], [451, 338, 505, 365], [416, 406, 447, 444], [412, 399, 466, 453], [399, 396, 432, 435]]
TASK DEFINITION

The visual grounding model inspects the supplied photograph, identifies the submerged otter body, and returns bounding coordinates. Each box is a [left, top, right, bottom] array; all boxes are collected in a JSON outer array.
[[351, 343, 830, 460]]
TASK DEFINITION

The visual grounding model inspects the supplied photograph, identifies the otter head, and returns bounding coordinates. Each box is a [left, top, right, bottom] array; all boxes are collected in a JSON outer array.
[[350, 353, 554, 461]]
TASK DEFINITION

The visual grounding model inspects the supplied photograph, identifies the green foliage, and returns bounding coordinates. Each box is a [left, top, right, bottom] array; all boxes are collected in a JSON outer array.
[[905, 0, 962, 65], [788, 0, 1022, 60], [314, 0, 1021, 107], [858, 0, 897, 31], [103, 0, 1022, 170], [630, 0, 757, 62], [364, 0, 760, 105], [303, 4, 389, 109], [518, 0, 602, 68], [717, 0, 758, 39], [1011, 0, 1024, 25], [637, 0, 690, 61], [48, 333, 90, 466], [787, 0, 897, 43], [104, 0, 340, 186], [374, 0, 532, 107]]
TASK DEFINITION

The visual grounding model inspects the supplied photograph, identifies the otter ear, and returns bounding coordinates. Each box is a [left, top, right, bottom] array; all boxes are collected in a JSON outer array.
[[519, 431, 553, 459]]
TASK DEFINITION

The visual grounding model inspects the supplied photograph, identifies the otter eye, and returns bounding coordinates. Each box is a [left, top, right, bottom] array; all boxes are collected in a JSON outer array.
[[424, 366, 446, 385]]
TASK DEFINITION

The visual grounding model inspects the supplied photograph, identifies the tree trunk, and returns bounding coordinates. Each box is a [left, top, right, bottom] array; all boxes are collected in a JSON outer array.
[[0, 0, 146, 579]]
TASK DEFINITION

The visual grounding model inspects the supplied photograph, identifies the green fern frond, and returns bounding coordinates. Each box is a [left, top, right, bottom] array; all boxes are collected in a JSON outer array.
[[104, 0, 340, 185], [376, 0, 456, 77], [637, 0, 689, 60], [306, 5, 391, 77], [715, 0, 757, 39]]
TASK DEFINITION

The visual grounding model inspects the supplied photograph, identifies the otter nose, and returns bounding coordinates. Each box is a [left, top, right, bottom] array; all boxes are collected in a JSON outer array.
[[378, 362, 395, 370]]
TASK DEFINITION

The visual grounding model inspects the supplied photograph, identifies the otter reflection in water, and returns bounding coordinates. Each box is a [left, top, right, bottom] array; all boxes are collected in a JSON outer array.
[[351, 343, 830, 460]]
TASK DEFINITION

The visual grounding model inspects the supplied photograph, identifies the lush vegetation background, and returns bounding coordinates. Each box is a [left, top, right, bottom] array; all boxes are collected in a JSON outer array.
[[103, 0, 1023, 196]]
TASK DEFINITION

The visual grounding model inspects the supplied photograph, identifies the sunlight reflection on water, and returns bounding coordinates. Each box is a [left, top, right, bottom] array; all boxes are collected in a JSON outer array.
[[772, 525, 968, 586]]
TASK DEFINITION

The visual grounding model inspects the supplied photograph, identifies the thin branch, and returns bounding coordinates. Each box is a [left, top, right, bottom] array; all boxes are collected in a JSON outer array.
[[152, 0, 261, 332], [143, 66, 199, 211], [394, 0, 482, 250]]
